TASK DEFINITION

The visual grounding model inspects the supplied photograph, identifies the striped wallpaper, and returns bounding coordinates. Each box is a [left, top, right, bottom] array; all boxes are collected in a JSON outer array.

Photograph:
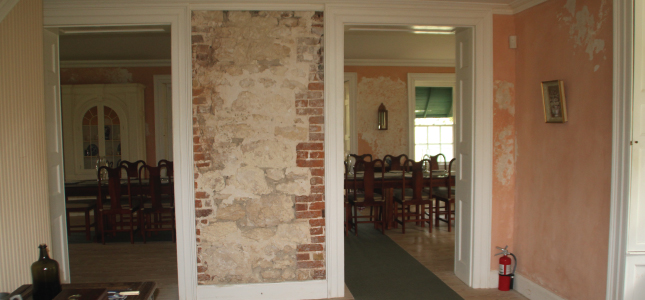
[[0, 0, 52, 292]]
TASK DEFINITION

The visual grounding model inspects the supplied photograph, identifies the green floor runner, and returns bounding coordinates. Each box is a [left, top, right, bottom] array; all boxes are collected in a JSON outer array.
[[345, 224, 464, 300]]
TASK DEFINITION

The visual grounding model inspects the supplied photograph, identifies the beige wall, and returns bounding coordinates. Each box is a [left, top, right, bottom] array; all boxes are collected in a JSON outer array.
[[343, 66, 454, 159], [512, 0, 612, 299], [191, 11, 326, 284], [0, 0, 51, 292]]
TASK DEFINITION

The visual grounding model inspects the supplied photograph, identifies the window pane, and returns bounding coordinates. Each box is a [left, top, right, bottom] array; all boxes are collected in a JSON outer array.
[[415, 145, 426, 161], [428, 145, 441, 156], [441, 126, 453, 144], [427, 127, 441, 143], [442, 145, 454, 161], [415, 126, 428, 144]]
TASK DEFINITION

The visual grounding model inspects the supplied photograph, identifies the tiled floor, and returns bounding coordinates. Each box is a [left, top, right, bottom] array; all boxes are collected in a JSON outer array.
[[67, 221, 526, 300]]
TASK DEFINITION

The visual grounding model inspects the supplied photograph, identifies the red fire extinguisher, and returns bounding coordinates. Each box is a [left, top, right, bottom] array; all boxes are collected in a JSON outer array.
[[495, 245, 516, 291]]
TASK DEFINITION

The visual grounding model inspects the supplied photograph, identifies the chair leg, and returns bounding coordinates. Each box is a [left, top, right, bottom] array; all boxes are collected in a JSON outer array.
[[98, 214, 105, 245]]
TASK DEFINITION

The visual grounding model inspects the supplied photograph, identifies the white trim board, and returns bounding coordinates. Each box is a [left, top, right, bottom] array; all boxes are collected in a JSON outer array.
[[514, 274, 566, 300], [0, 0, 19, 23], [196, 280, 327, 300], [406, 73, 456, 160], [43, 5, 196, 300], [60, 59, 171, 68], [325, 3, 494, 294], [607, 0, 633, 299], [345, 58, 455, 67]]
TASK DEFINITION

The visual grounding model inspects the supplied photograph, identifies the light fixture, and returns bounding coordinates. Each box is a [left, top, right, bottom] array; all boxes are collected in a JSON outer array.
[[378, 103, 388, 130]]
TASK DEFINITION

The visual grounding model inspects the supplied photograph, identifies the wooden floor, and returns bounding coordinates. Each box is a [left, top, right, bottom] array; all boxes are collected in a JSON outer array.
[[68, 222, 526, 300]]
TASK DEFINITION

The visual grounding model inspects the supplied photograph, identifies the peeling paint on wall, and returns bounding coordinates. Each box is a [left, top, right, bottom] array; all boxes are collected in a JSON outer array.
[[356, 76, 408, 159], [494, 80, 515, 116], [191, 10, 325, 285], [494, 125, 515, 186], [558, 0, 609, 61]]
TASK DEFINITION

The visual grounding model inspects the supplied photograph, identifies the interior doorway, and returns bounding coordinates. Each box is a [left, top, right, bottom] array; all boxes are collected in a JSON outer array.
[[45, 24, 178, 299], [342, 24, 462, 287]]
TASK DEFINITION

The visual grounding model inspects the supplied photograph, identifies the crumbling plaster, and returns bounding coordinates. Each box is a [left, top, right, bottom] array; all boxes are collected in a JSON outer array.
[[191, 10, 325, 285]]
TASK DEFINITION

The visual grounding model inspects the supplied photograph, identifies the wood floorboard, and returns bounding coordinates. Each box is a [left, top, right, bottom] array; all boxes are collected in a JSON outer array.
[[67, 219, 525, 300]]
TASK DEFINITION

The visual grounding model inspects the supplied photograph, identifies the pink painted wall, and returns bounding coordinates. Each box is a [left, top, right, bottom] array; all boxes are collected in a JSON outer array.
[[512, 0, 612, 299], [491, 14, 517, 270], [343, 66, 454, 159], [60, 66, 171, 166]]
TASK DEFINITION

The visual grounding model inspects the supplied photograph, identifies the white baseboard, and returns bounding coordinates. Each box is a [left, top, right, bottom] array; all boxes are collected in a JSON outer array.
[[196, 279, 328, 300], [514, 274, 566, 300], [488, 271, 565, 300], [489, 270, 499, 288]]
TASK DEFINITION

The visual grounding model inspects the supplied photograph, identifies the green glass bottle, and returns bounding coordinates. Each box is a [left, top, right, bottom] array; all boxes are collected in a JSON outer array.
[[31, 244, 62, 300]]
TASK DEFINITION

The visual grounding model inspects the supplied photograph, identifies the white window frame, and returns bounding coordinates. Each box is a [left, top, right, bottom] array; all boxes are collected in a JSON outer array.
[[407, 73, 456, 160]]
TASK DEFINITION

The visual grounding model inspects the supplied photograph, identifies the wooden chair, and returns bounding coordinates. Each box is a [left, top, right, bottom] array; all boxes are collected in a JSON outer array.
[[393, 159, 433, 233], [138, 164, 176, 243], [383, 154, 408, 171], [65, 198, 96, 241], [158, 159, 174, 183], [97, 166, 141, 244], [119, 160, 146, 206], [349, 154, 372, 172], [434, 158, 456, 231], [347, 159, 386, 235]]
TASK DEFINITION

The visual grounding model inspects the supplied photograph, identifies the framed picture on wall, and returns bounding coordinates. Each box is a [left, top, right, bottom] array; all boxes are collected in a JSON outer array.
[[541, 80, 567, 123]]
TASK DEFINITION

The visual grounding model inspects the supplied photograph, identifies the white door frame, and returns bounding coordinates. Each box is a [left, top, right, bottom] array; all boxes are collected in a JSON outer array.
[[407, 73, 456, 160], [43, 4, 196, 299], [325, 4, 494, 293], [607, 0, 634, 299]]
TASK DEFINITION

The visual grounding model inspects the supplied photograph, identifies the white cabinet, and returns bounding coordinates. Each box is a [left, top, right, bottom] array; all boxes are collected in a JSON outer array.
[[61, 84, 146, 181]]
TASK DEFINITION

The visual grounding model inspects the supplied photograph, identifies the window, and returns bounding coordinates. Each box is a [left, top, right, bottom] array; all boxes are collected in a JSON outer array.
[[414, 117, 453, 162]]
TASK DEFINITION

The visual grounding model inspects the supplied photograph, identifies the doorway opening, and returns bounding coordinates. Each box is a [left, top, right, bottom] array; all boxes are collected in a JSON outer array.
[[342, 24, 464, 296], [48, 24, 178, 299]]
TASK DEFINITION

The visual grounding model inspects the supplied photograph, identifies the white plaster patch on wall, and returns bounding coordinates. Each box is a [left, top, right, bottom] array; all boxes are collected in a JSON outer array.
[[558, 0, 609, 62], [192, 10, 325, 284], [494, 80, 515, 116], [494, 125, 515, 186], [356, 76, 408, 158]]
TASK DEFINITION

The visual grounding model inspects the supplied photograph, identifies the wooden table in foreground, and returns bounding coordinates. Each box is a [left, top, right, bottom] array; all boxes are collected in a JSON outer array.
[[10, 282, 157, 300]]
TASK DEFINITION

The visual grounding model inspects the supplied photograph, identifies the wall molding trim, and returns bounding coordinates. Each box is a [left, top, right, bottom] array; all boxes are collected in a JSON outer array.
[[0, 0, 19, 23], [345, 58, 455, 67], [607, 0, 634, 299], [60, 59, 171, 68], [509, 0, 546, 14], [514, 274, 566, 300], [196, 280, 327, 300]]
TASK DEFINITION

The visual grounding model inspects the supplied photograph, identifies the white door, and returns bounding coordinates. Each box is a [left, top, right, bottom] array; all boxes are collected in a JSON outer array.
[[626, 0, 645, 298], [454, 27, 474, 285], [43, 29, 70, 283], [154, 75, 173, 162]]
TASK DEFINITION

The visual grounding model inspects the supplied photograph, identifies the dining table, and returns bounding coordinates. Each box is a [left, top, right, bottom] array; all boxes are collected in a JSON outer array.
[[344, 169, 455, 229], [64, 179, 174, 242]]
